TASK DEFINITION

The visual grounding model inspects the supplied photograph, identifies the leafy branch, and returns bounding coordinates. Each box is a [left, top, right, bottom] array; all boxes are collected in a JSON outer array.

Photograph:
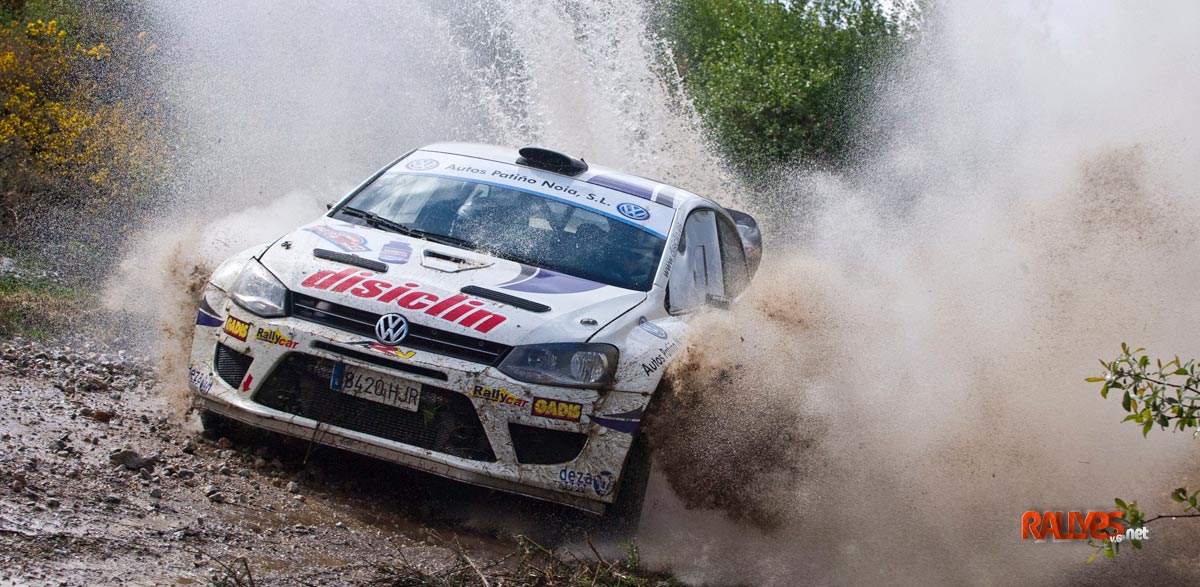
[[1090, 343, 1200, 437], [1087, 344, 1200, 560]]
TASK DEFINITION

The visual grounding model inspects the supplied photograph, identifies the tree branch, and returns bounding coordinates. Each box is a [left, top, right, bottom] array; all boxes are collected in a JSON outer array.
[[1142, 513, 1200, 525]]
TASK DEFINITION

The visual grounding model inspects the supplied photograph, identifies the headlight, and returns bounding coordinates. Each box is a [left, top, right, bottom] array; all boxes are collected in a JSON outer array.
[[230, 259, 288, 317], [498, 343, 618, 389], [208, 258, 245, 291]]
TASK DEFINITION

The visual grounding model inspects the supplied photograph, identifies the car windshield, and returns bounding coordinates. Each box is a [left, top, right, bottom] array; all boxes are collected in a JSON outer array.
[[335, 172, 667, 291]]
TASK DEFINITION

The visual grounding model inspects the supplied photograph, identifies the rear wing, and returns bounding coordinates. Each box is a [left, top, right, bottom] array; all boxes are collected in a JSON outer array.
[[726, 209, 762, 278]]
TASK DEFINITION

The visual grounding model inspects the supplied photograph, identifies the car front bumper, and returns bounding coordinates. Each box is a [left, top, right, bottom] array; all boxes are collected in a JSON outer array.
[[188, 298, 645, 514]]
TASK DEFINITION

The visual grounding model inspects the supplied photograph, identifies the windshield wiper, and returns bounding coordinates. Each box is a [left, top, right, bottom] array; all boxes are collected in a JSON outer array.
[[339, 207, 480, 251], [411, 231, 478, 250], [338, 207, 419, 237]]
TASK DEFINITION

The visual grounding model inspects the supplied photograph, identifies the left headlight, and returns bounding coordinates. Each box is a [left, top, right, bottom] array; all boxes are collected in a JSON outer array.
[[498, 343, 618, 389], [230, 259, 288, 317]]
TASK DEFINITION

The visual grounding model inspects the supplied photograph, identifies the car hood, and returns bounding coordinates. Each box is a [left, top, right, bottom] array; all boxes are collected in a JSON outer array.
[[259, 218, 646, 346]]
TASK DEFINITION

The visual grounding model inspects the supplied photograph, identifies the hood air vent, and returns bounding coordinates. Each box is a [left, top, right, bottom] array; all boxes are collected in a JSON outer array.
[[313, 248, 387, 272], [517, 147, 588, 176], [460, 285, 550, 313]]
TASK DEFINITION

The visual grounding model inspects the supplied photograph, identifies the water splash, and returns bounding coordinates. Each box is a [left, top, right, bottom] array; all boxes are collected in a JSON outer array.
[[104, 1, 1200, 584]]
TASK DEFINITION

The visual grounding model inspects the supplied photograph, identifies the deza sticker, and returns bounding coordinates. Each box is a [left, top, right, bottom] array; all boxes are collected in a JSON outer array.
[[559, 467, 614, 497], [188, 364, 214, 395], [398, 152, 674, 238]]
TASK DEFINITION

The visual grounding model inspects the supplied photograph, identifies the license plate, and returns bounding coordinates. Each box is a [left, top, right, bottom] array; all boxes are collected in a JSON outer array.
[[330, 364, 421, 412]]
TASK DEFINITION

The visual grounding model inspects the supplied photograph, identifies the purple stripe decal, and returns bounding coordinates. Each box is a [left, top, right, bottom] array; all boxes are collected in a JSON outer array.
[[592, 416, 640, 434], [587, 173, 657, 200], [196, 311, 223, 327], [498, 264, 539, 287], [500, 267, 604, 295]]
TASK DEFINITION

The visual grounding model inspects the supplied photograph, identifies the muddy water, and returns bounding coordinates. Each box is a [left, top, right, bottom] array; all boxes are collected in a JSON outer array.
[[89, 1, 1200, 585]]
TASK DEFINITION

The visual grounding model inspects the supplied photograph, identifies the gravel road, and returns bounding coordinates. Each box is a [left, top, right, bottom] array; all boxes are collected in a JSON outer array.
[[0, 337, 602, 586]]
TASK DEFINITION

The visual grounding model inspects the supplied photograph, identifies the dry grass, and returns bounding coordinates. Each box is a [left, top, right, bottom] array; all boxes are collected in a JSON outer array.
[[371, 533, 682, 587], [0, 274, 93, 338]]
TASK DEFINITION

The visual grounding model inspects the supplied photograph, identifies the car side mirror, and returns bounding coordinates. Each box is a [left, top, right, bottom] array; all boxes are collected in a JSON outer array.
[[727, 209, 762, 278], [705, 293, 731, 310]]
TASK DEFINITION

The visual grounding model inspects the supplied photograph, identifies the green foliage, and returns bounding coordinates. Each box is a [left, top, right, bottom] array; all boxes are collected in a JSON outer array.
[[664, 0, 919, 174], [1090, 344, 1200, 559], [1090, 343, 1200, 436], [0, 0, 169, 246]]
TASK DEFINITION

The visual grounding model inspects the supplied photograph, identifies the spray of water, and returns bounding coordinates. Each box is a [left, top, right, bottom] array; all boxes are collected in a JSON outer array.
[[104, 0, 1200, 583], [637, 2, 1200, 584]]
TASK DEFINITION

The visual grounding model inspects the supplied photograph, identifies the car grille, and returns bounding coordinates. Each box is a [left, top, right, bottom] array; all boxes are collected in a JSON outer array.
[[310, 340, 448, 381], [214, 343, 253, 388], [254, 353, 495, 462], [292, 293, 512, 366], [509, 423, 588, 465]]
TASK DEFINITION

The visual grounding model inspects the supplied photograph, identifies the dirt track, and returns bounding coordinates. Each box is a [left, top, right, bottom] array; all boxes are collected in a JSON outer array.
[[0, 337, 628, 586], [9, 334, 1200, 586]]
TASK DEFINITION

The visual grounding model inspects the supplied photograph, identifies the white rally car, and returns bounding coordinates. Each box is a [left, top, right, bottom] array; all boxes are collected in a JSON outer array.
[[188, 143, 761, 523]]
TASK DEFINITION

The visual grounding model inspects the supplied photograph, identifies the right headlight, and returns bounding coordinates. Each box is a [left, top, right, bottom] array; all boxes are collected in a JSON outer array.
[[498, 343, 618, 389], [229, 259, 288, 317]]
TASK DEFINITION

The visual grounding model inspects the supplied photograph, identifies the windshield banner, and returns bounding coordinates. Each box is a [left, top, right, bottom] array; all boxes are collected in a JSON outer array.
[[395, 151, 674, 238]]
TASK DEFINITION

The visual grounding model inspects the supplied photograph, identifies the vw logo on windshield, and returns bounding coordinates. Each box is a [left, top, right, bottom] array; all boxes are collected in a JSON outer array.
[[405, 158, 439, 171], [616, 202, 650, 221], [374, 313, 410, 345]]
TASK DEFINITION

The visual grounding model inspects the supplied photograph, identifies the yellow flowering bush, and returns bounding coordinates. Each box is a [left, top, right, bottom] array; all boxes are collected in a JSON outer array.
[[0, 14, 169, 232]]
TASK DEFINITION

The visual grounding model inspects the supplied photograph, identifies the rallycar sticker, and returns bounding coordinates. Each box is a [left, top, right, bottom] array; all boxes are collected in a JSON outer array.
[[470, 385, 528, 407], [223, 316, 250, 341], [399, 152, 673, 238], [499, 265, 604, 295], [304, 225, 369, 252], [532, 398, 583, 422], [254, 328, 298, 348], [559, 467, 614, 497]]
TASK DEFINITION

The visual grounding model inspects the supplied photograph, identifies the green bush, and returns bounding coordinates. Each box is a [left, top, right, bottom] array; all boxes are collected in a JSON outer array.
[[0, 0, 169, 245], [665, 0, 918, 174]]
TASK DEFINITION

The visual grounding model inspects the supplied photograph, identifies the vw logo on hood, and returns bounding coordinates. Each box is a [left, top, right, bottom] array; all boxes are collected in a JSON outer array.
[[374, 313, 410, 345]]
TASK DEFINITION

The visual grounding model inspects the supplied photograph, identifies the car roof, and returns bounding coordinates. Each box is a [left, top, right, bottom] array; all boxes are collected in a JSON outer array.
[[415, 142, 714, 211]]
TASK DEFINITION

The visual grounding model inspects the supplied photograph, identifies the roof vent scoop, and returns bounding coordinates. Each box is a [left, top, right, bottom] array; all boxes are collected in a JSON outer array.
[[517, 147, 588, 176]]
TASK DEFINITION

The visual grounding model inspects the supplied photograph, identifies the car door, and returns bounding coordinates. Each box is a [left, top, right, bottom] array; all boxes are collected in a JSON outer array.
[[667, 209, 750, 313]]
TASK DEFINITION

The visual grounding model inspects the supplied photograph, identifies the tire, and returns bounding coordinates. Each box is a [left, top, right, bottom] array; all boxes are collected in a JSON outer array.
[[198, 409, 235, 438], [596, 431, 653, 539]]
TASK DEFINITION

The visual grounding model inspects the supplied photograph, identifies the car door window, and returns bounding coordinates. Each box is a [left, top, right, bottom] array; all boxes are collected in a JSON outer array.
[[668, 209, 725, 313]]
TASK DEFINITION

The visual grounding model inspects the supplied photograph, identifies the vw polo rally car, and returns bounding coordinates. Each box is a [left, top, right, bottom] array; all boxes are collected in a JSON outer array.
[[188, 143, 761, 521]]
